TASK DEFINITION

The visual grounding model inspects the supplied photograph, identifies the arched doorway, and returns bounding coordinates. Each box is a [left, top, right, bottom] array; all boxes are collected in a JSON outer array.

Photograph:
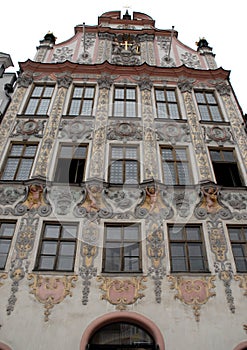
[[80, 312, 165, 350], [89, 322, 155, 349]]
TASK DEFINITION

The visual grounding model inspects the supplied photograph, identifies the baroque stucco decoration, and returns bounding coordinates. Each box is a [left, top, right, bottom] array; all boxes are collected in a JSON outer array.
[[180, 52, 201, 69], [146, 223, 166, 303], [0, 186, 25, 206], [112, 34, 141, 65], [234, 275, 247, 297], [28, 274, 78, 321], [80, 221, 98, 305], [195, 185, 232, 219], [155, 122, 191, 144], [97, 276, 147, 310], [168, 276, 216, 321], [135, 184, 173, 220], [58, 119, 93, 141], [7, 212, 39, 315], [0, 273, 7, 287], [107, 121, 143, 141], [203, 125, 233, 145], [74, 183, 112, 222], [10, 119, 46, 139], [105, 188, 141, 219]]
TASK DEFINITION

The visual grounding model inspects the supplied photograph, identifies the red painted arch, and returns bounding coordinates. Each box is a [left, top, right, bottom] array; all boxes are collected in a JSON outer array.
[[80, 311, 165, 350], [0, 342, 12, 350], [233, 341, 247, 350]]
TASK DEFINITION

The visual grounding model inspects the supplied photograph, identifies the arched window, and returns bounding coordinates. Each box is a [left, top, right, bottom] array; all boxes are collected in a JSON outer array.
[[88, 322, 155, 349]]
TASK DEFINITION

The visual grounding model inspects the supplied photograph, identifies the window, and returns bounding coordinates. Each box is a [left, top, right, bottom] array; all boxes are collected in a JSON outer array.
[[228, 226, 247, 272], [67, 85, 95, 116], [54, 144, 87, 184], [195, 91, 223, 121], [35, 223, 78, 271], [155, 88, 181, 119], [209, 149, 243, 187], [1, 143, 37, 180], [109, 145, 139, 184], [24, 85, 54, 115], [103, 224, 141, 273], [89, 322, 154, 349], [113, 86, 137, 117], [168, 225, 208, 272], [0, 222, 16, 269], [160, 147, 192, 185]]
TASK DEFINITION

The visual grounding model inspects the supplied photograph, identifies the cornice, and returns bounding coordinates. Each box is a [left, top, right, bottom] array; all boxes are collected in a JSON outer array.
[[19, 60, 230, 81]]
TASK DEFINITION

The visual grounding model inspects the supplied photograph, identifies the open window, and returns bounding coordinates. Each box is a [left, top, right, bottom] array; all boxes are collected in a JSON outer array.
[[54, 144, 87, 184], [209, 148, 243, 187]]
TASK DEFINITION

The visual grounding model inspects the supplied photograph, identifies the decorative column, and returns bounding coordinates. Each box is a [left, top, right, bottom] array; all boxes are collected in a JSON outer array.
[[178, 77, 213, 182], [139, 76, 159, 180], [96, 33, 114, 63], [88, 74, 112, 179], [139, 35, 156, 65], [33, 74, 72, 178], [214, 80, 247, 169], [0, 72, 33, 156]]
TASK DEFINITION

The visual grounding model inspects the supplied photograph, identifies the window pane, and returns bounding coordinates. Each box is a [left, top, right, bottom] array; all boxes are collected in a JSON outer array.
[[195, 92, 205, 103], [126, 101, 136, 117], [124, 257, 139, 271], [1, 159, 19, 180], [10, 145, 23, 156], [25, 99, 39, 114], [187, 227, 201, 240], [111, 147, 123, 159], [41, 242, 57, 255], [59, 242, 76, 256], [38, 256, 55, 270], [157, 103, 167, 118], [81, 100, 93, 115], [222, 151, 235, 162], [74, 146, 87, 159], [110, 161, 123, 183], [44, 225, 60, 239], [188, 243, 203, 256], [169, 226, 183, 240], [166, 90, 176, 102], [189, 257, 205, 271], [32, 86, 43, 97], [126, 148, 137, 159], [15, 159, 33, 180], [172, 258, 187, 272], [124, 226, 139, 240], [229, 228, 242, 241], [73, 87, 83, 98], [115, 88, 124, 99], [114, 101, 124, 116], [168, 103, 180, 118], [69, 100, 81, 115], [171, 243, 185, 257], [161, 149, 173, 160], [209, 106, 222, 121], [125, 161, 138, 183], [37, 99, 50, 114], [199, 105, 210, 120], [155, 90, 165, 101], [206, 93, 216, 104], [0, 240, 11, 254], [62, 225, 77, 239], [235, 258, 247, 272], [24, 145, 37, 157], [126, 88, 136, 100], [84, 87, 95, 98], [60, 146, 73, 158], [210, 150, 221, 161], [57, 256, 74, 271], [0, 223, 15, 237], [106, 226, 122, 240], [43, 86, 54, 97]]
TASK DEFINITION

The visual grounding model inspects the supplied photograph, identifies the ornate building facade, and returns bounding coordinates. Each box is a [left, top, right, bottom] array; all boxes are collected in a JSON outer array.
[[0, 10, 246, 350]]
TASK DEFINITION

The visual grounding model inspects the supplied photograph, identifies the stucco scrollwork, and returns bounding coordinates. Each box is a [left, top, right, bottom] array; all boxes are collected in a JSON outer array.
[[97, 276, 147, 310], [168, 276, 216, 321], [234, 275, 247, 297], [0, 273, 7, 287], [28, 274, 78, 321]]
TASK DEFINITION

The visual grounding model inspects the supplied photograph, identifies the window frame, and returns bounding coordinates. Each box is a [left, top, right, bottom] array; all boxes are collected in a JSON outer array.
[[160, 146, 193, 185], [209, 147, 243, 187], [168, 224, 208, 273], [24, 84, 55, 116], [67, 85, 96, 116], [228, 225, 247, 273], [102, 223, 142, 273], [35, 222, 78, 272], [195, 90, 223, 122], [113, 85, 137, 118], [0, 142, 38, 181], [154, 87, 181, 119], [53, 143, 88, 184], [108, 144, 140, 185], [0, 221, 16, 270]]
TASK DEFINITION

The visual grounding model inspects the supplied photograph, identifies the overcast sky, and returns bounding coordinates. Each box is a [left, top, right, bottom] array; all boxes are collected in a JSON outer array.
[[1, 0, 246, 113]]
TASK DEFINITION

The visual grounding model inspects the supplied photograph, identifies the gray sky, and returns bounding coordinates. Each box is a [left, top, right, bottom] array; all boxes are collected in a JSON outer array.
[[2, 0, 246, 113]]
